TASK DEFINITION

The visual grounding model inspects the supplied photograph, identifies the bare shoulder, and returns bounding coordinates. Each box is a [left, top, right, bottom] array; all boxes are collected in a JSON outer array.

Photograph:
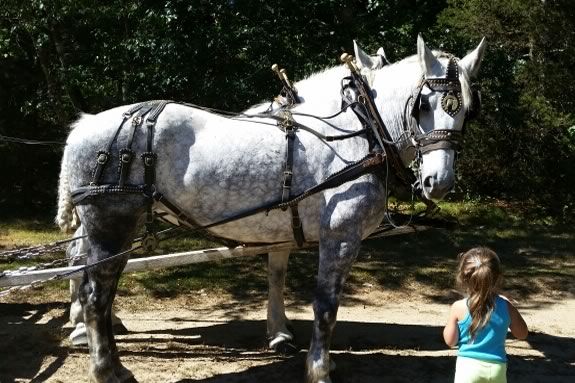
[[498, 294, 518, 311], [452, 299, 468, 321]]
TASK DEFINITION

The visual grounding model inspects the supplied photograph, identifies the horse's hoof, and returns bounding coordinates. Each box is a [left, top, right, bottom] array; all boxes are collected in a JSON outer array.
[[114, 363, 137, 383], [269, 332, 298, 355], [272, 339, 299, 354], [70, 323, 88, 347]]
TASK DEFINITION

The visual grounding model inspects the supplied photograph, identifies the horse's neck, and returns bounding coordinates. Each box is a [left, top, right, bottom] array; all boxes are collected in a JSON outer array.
[[374, 58, 422, 149], [293, 66, 348, 116]]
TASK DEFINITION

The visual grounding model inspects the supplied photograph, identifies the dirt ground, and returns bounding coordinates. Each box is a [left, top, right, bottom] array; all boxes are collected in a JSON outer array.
[[1, 286, 574, 383]]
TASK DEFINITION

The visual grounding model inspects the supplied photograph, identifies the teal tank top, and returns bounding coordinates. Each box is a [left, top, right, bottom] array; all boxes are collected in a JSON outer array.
[[457, 295, 510, 362]]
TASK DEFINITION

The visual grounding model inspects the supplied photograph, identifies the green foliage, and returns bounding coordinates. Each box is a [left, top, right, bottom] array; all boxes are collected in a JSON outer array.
[[0, 0, 573, 220], [438, 0, 575, 220]]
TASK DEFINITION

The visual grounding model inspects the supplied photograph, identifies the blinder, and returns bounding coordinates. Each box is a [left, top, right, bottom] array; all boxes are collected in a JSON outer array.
[[407, 55, 485, 156]]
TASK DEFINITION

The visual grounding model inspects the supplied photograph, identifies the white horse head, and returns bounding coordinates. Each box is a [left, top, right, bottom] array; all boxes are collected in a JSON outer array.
[[356, 35, 486, 201]]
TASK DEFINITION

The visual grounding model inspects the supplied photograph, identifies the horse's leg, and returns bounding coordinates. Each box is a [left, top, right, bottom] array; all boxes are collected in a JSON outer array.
[[68, 226, 127, 348], [78, 206, 142, 383], [267, 250, 297, 353], [306, 237, 361, 383]]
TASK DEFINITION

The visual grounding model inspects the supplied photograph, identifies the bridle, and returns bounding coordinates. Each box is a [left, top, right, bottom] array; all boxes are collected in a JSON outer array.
[[341, 52, 482, 211], [407, 55, 465, 155]]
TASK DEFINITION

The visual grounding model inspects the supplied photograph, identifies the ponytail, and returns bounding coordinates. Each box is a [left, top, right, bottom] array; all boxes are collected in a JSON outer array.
[[456, 247, 502, 341]]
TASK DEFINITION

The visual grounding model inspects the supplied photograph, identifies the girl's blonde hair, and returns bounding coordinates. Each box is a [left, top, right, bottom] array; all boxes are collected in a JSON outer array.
[[457, 247, 503, 341]]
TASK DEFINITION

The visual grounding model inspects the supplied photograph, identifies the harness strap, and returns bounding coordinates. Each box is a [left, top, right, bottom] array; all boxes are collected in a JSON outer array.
[[72, 184, 146, 204], [201, 150, 386, 231], [417, 129, 463, 154], [279, 110, 305, 247], [142, 100, 170, 193], [119, 104, 154, 187], [151, 192, 240, 248], [91, 102, 145, 185]]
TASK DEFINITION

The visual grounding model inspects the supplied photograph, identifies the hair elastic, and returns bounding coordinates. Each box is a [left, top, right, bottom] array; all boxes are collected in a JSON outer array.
[[473, 256, 482, 268]]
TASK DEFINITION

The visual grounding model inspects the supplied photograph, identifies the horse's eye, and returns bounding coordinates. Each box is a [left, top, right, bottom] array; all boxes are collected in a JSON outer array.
[[420, 95, 431, 112]]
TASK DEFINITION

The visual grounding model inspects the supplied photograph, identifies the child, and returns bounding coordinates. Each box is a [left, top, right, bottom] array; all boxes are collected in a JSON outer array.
[[443, 247, 528, 383]]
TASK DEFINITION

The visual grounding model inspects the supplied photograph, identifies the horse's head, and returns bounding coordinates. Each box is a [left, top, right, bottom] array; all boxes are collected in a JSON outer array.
[[411, 35, 486, 200], [355, 36, 486, 201]]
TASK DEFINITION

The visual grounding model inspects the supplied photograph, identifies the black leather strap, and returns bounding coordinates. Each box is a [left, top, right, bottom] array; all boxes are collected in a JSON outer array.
[[279, 111, 305, 247], [119, 104, 154, 187], [142, 101, 170, 193]]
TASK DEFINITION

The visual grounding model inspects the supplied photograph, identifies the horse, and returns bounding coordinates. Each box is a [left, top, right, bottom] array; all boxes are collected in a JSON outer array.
[[55, 35, 486, 383]]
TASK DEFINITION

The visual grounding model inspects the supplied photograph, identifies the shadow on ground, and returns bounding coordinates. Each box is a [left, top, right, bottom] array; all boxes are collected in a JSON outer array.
[[0, 301, 69, 383], [1, 300, 574, 383], [130, 224, 574, 313]]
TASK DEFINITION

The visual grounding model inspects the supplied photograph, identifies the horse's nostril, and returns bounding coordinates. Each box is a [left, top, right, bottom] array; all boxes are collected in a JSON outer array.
[[423, 176, 433, 188]]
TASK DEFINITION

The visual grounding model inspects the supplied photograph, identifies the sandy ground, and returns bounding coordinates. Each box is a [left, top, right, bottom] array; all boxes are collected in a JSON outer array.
[[1, 287, 573, 383]]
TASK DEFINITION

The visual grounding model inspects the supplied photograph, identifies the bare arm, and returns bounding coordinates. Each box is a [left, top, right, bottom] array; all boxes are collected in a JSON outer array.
[[501, 295, 528, 339], [443, 300, 465, 347]]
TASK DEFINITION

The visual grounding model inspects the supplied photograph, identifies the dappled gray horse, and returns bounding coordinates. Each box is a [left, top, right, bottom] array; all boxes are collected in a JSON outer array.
[[56, 36, 485, 383]]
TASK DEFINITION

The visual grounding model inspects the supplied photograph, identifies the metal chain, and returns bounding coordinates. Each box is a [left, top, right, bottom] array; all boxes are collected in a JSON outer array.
[[0, 227, 184, 298], [0, 235, 87, 261]]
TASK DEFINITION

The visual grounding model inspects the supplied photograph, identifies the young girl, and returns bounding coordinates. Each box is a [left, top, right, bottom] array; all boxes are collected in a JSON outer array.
[[443, 247, 528, 383]]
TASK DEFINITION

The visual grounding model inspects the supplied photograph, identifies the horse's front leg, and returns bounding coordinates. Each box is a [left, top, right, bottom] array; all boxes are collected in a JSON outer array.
[[306, 237, 361, 383], [267, 250, 297, 353]]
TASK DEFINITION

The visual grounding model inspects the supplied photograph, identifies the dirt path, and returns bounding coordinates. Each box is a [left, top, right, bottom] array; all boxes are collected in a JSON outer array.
[[1, 288, 573, 383]]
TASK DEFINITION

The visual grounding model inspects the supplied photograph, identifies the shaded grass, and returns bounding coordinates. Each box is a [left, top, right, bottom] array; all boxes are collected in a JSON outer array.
[[0, 219, 68, 249], [1, 201, 574, 305]]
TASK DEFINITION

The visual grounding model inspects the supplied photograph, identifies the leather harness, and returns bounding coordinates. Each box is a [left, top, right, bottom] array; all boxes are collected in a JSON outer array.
[[70, 54, 475, 247]]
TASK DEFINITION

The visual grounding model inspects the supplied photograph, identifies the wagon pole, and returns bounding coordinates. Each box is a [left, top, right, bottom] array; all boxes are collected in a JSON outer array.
[[0, 223, 432, 292]]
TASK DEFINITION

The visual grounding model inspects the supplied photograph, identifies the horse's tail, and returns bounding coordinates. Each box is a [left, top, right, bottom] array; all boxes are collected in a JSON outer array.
[[55, 145, 77, 232], [55, 116, 88, 233]]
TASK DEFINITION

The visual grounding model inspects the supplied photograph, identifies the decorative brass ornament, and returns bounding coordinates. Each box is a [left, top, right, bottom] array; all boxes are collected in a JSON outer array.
[[121, 153, 132, 163], [441, 92, 461, 116], [97, 153, 108, 164]]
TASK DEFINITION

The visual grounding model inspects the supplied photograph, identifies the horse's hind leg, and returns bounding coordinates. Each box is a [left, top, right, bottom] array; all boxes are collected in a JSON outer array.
[[306, 237, 361, 383], [267, 250, 297, 353], [77, 204, 143, 383], [68, 225, 126, 347]]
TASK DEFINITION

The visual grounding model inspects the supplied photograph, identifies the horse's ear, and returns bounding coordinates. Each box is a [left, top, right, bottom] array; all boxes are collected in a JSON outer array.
[[354, 40, 386, 70], [417, 34, 440, 77], [376, 47, 391, 65], [459, 37, 487, 79]]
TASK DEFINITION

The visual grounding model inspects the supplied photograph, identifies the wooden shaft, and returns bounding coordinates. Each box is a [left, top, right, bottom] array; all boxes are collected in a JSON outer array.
[[340, 52, 358, 73], [280, 68, 293, 89], [271, 63, 284, 82]]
